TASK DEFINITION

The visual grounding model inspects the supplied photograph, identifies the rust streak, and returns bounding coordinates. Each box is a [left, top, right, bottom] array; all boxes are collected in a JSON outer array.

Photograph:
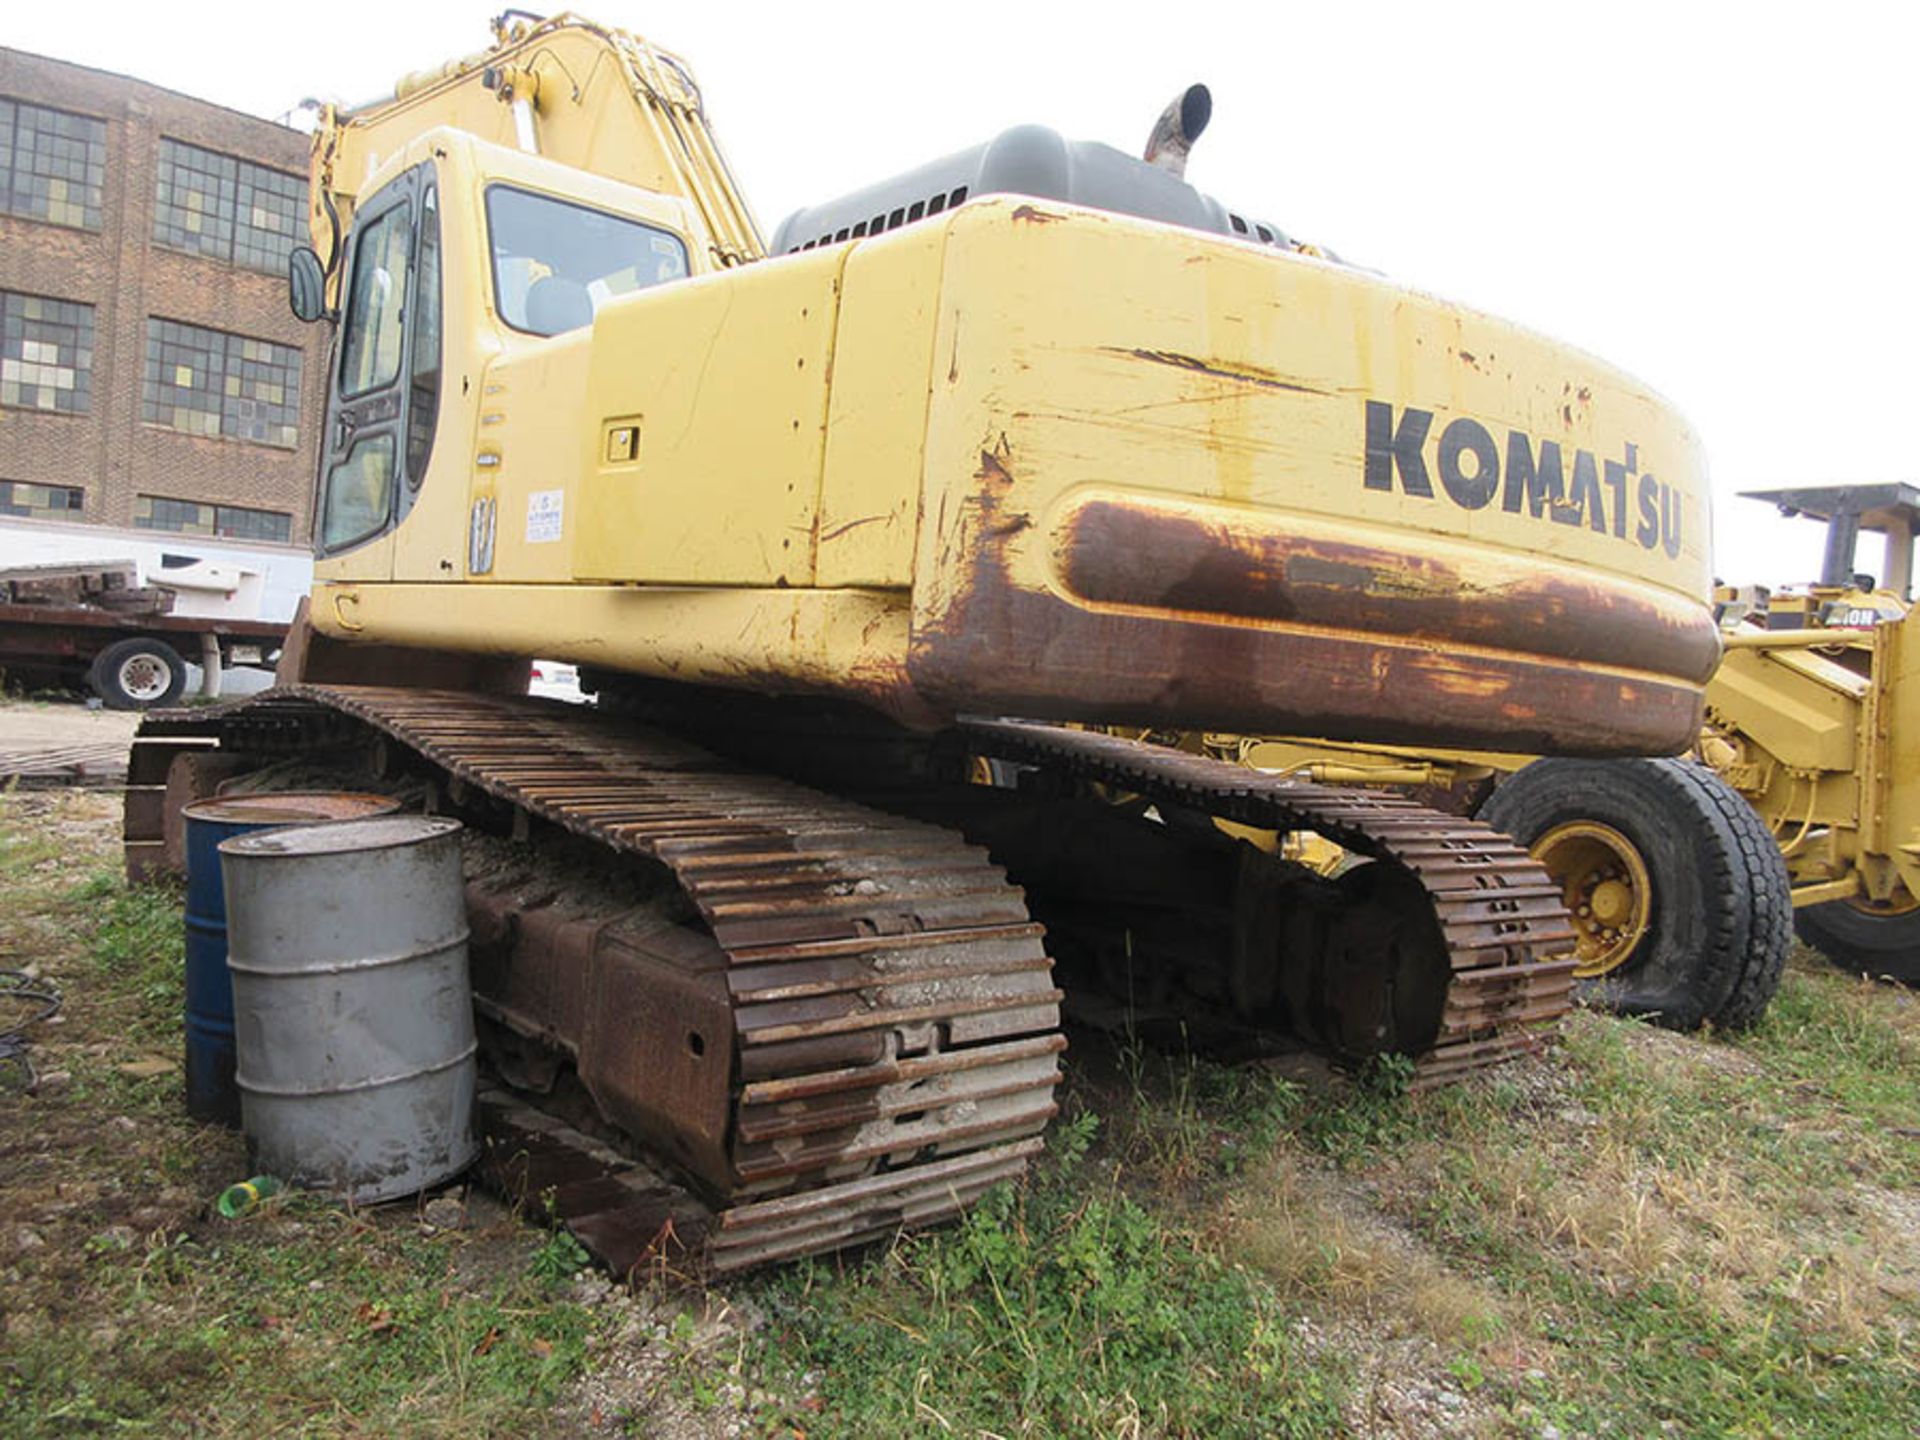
[[1106, 347, 1330, 397], [1010, 203, 1066, 225], [818, 515, 888, 543]]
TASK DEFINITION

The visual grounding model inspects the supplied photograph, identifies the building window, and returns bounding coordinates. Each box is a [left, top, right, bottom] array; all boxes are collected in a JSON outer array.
[[154, 138, 305, 275], [134, 494, 292, 544], [0, 97, 106, 231], [0, 480, 83, 519], [0, 290, 94, 413], [142, 317, 302, 448], [152, 138, 233, 262], [235, 162, 307, 274]]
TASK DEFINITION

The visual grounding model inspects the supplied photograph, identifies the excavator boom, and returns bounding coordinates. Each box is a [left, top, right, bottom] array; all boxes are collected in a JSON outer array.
[[307, 11, 761, 286]]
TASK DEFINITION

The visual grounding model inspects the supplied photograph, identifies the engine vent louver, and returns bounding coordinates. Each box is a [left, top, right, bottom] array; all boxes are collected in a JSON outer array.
[[797, 187, 967, 251]]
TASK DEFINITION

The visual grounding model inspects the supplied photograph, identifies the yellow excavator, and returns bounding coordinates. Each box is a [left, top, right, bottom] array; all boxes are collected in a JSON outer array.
[[127, 13, 1720, 1272]]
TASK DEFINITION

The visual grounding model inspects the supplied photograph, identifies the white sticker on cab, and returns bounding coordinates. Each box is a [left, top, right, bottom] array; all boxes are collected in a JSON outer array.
[[525, 489, 564, 544]]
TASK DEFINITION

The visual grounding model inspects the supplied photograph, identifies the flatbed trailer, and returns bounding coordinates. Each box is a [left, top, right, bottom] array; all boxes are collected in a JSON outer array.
[[0, 599, 287, 709]]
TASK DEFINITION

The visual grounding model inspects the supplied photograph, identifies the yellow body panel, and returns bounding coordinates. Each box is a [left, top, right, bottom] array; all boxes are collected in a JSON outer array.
[[575, 250, 845, 587], [815, 227, 946, 588], [307, 52, 1721, 760], [919, 202, 1708, 606], [471, 340, 595, 584], [319, 581, 911, 700]]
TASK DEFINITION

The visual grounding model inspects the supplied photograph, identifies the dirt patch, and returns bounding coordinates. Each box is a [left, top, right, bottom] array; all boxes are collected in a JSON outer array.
[[1232, 1153, 1515, 1437], [1614, 1012, 1768, 1078], [545, 1288, 789, 1439], [0, 696, 141, 751]]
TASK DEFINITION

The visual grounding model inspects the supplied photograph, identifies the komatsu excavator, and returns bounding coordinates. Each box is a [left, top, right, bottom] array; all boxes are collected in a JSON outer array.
[[128, 13, 1719, 1272]]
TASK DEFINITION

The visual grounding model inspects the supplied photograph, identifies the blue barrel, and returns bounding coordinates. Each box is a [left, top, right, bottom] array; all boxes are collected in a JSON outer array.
[[182, 792, 399, 1124]]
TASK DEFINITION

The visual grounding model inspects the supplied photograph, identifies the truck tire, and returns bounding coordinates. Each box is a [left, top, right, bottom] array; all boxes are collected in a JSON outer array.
[[1795, 898, 1920, 986], [1479, 757, 1791, 1031], [89, 637, 188, 710]]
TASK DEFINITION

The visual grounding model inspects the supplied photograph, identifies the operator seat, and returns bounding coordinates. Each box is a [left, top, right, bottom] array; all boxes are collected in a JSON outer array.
[[524, 275, 594, 337]]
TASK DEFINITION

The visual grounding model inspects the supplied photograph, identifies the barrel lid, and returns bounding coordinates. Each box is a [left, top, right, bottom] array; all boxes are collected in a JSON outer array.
[[183, 791, 401, 825], [220, 814, 463, 858]]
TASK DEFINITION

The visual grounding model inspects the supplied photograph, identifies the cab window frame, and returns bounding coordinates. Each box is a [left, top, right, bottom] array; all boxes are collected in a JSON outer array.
[[483, 183, 691, 339], [335, 196, 414, 403]]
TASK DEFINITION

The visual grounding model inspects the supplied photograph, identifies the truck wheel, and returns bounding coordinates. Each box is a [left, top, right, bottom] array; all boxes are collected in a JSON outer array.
[[1796, 895, 1920, 986], [89, 637, 188, 710], [1479, 758, 1791, 1031]]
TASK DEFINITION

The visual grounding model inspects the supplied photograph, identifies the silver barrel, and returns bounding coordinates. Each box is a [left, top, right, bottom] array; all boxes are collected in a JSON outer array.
[[221, 815, 477, 1203]]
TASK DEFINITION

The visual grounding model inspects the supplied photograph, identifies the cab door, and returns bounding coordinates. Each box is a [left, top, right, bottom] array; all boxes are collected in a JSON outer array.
[[313, 164, 442, 579]]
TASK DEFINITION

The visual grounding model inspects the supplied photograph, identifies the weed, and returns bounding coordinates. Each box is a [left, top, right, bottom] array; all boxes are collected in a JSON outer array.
[[531, 1226, 592, 1283], [753, 1161, 1345, 1438], [1358, 1050, 1416, 1100], [1295, 1070, 1422, 1165], [78, 873, 187, 1037], [1107, 1038, 1302, 1186]]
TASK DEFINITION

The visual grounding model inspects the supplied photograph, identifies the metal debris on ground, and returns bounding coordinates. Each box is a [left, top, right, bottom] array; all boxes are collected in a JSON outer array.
[[0, 740, 131, 787], [0, 968, 63, 1092]]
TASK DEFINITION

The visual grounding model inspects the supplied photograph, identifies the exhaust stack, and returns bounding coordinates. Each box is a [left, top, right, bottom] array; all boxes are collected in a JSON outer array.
[[1142, 83, 1212, 179]]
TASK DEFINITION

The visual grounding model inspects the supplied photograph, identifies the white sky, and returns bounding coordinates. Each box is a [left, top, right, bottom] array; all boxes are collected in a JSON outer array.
[[13, 1, 1916, 588]]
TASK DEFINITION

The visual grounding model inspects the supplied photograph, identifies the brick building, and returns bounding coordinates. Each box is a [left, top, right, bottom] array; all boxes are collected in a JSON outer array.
[[0, 47, 327, 547]]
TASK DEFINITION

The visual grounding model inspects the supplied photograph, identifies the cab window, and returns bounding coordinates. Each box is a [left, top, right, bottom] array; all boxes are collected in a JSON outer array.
[[320, 434, 395, 551], [486, 185, 689, 338], [405, 186, 442, 486], [338, 201, 412, 398]]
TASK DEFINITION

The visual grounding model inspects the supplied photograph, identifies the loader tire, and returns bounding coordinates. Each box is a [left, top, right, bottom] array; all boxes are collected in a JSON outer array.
[[1796, 899, 1920, 986], [1479, 757, 1791, 1031], [1701, 788, 1793, 1031]]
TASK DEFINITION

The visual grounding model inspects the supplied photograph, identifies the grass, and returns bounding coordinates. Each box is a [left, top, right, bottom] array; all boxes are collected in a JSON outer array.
[[742, 1108, 1345, 1439], [724, 976, 1920, 1439], [1353, 996, 1920, 1437], [0, 791, 602, 1436], [4, 774, 1919, 1437], [11, 1204, 594, 1435]]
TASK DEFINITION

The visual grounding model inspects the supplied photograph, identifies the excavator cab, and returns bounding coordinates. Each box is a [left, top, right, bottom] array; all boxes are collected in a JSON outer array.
[[292, 129, 708, 593]]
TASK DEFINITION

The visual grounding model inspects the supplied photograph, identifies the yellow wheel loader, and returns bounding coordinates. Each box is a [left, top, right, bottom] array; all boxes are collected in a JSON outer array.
[[125, 14, 1720, 1272], [1703, 484, 1919, 983]]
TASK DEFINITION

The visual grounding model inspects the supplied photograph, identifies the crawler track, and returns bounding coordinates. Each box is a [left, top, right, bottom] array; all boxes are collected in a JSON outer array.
[[131, 687, 1575, 1271], [138, 685, 1061, 1272], [961, 720, 1579, 1086]]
